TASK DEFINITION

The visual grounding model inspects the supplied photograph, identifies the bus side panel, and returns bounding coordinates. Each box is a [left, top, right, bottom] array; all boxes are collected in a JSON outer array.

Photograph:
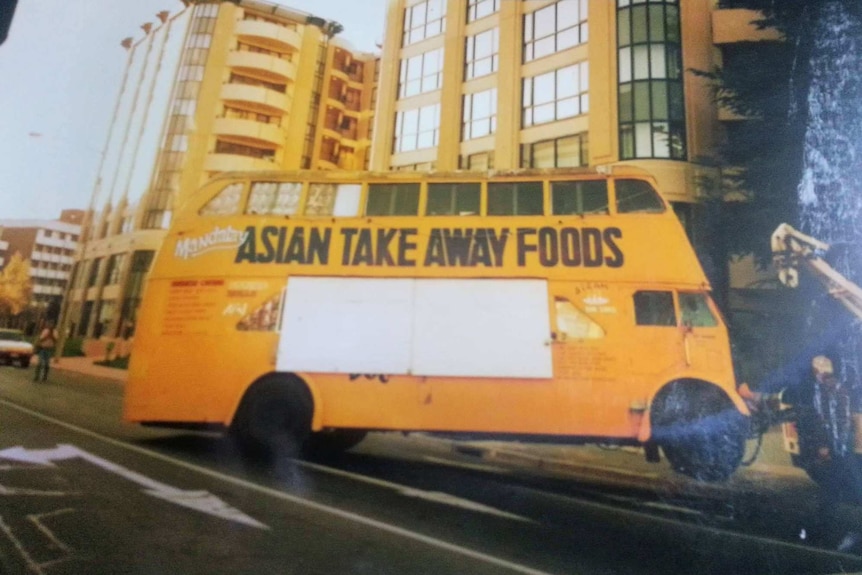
[[125, 277, 280, 424]]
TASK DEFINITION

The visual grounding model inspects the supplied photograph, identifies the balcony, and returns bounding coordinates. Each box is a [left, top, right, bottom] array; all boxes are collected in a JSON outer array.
[[227, 51, 296, 84], [212, 118, 284, 148], [712, 9, 782, 44], [221, 83, 290, 116], [235, 20, 302, 53], [204, 153, 277, 173]]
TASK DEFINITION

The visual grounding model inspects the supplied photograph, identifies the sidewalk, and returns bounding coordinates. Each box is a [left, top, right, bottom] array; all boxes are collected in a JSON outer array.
[[50, 356, 129, 383]]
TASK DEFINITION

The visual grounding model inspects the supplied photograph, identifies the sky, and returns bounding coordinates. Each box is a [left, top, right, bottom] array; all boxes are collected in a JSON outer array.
[[0, 0, 387, 221]]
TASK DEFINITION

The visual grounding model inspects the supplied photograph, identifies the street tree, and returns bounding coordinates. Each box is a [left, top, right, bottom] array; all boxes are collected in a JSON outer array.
[[0, 252, 32, 318]]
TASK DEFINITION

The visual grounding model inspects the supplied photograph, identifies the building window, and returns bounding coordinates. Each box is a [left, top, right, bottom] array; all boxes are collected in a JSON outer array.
[[426, 182, 480, 216], [399, 48, 443, 97], [403, 0, 446, 46], [459, 151, 494, 171], [365, 183, 420, 216], [551, 180, 609, 215], [87, 258, 102, 288], [521, 133, 589, 168], [467, 0, 499, 22], [104, 253, 126, 286], [523, 63, 589, 127], [617, 0, 686, 159], [462, 89, 497, 140], [214, 140, 275, 160], [394, 104, 440, 153], [487, 182, 544, 216], [523, 0, 588, 63], [464, 28, 498, 80]]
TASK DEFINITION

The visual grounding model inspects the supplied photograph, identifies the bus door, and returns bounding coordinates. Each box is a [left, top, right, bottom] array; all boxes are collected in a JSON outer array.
[[550, 283, 620, 432], [630, 289, 687, 383], [677, 292, 724, 373]]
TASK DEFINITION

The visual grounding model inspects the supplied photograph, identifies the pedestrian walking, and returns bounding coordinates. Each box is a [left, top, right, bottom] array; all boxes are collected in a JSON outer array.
[[33, 320, 58, 382]]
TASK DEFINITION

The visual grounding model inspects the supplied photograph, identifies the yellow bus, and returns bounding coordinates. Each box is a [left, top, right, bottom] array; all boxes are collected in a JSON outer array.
[[124, 167, 750, 480]]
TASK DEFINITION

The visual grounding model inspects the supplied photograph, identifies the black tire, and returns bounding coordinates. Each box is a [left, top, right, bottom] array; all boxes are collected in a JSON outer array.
[[304, 430, 367, 458], [652, 380, 748, 482], [231, 375, 313, 462]]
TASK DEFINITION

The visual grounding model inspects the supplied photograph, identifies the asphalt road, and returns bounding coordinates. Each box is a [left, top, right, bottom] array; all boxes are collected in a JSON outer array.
[[1, 365, 861, 575]]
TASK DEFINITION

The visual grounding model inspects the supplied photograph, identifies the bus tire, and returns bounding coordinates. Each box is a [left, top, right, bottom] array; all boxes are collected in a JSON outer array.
[[651, 380, 748, 482], [304, 430, 368, 458], [231, 374, 313, 461]]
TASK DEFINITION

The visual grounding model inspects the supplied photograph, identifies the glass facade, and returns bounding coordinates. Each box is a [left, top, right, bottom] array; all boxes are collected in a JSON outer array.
[[462, 88, 497, 140], [522, 63, 589, 127], [523, 0, 588, 62], [521, 133, 589, 168], [466, 0, 499, 23], [399, 48, 444, 97], [465, 28, 498, 80], [143, 4, 215, 229], [402, 0, 446, 46], [617, 0, 686, 160], [394, 104, 441, 152]]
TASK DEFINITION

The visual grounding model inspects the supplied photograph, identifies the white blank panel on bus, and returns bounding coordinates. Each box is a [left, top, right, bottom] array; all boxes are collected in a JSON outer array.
[[276, 277, 553, 379]]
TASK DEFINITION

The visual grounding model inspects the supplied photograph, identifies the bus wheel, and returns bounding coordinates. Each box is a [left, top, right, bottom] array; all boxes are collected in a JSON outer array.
[[231, 375, 313, 462], [651, 380, 748, 482], [304, 430, 368, 458]]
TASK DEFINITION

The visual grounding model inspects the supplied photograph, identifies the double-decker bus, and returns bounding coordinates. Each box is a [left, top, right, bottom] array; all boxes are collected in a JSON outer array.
[[124, 167, 750, 481]]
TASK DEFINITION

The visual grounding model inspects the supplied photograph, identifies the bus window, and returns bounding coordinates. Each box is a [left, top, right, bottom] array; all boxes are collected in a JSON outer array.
[[633, 290, 676, 326], [426, 182, 480, 215], [487, 181, 543, 215], [305, 183, 361, 216], [679, 293, 718, 327], [551, 181, 609, 215], [366, 183, 420, 216], [199, 182, 243, 216], [615, 179, 666, 214], [246, 182, 301, 215], [554, 298, 604, 339]]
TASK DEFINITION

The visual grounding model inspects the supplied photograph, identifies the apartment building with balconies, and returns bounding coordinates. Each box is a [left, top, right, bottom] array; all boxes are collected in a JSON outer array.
[[62, 0, 376, 343], [0, 210, 84, 322]]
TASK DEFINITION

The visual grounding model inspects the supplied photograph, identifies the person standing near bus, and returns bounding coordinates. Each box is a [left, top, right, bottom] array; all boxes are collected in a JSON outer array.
[[33, 320, 57, 382], [787, 356, 862, 549]]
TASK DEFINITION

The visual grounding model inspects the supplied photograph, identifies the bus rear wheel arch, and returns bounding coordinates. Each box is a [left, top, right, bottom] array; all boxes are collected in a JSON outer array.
[[230, 373, 314, 461], [650, 379, 749, 482]]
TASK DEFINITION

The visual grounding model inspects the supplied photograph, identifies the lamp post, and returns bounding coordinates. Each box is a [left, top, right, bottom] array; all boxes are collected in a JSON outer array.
[[27, 132, 108, 363]]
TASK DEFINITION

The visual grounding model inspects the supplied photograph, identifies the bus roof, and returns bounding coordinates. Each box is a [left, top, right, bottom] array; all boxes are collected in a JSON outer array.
[[201, 165, 655, 185]]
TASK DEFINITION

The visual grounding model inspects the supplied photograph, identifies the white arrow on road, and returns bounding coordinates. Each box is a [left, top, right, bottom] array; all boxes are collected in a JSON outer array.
[[0, 444, 267, 530]]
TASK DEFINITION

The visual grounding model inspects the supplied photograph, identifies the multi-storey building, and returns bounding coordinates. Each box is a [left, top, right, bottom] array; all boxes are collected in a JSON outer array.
[[373, 0, 722, 214], [0, 210, 84, 322], [369, 0, 785, 377], [0, 236, 8, 269], [372, 3, 777, 284], [62, 0, 376, 342]]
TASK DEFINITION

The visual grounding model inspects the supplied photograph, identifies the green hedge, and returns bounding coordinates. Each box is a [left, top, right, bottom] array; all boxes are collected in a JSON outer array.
[[94, 356, 130, 370], [62, 337, 85, 357]]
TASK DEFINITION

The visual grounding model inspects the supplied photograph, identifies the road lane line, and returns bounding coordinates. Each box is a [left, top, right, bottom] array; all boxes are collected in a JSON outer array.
[[0, 399, 556, 575]]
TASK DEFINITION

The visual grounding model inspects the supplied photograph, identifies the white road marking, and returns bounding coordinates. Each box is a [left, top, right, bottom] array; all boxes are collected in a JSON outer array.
[[297, 458, 534, 523], [0, 508, 76, 575], [0, 399, 557, 575], [399, 487, 534, 522], [0, 481, 73, 496], [0, 444, 267, 530]]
